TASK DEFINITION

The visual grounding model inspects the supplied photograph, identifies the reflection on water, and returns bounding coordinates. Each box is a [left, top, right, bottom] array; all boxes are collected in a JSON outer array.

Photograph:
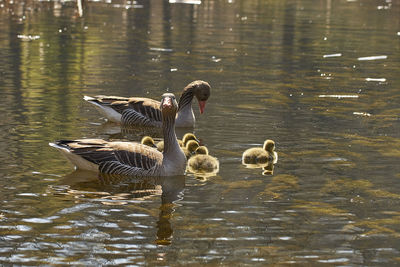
[[54, 171, 185, 246], [1, 0, 400, 265]]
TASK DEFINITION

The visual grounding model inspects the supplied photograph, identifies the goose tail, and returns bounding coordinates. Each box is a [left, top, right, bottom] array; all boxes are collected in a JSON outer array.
[[83, 95, 122, 122]]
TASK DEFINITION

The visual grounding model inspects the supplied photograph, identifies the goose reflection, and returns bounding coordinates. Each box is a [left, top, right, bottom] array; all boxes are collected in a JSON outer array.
[[57, 170, 185, 245]]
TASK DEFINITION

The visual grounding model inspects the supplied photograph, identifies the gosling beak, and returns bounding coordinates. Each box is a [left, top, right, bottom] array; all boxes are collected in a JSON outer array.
[[199, 101, 206, 114]]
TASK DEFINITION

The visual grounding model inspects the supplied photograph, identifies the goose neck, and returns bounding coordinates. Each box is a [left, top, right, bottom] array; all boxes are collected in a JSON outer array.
[[178, 88, 194, 112], [162, 115, 179, 156]]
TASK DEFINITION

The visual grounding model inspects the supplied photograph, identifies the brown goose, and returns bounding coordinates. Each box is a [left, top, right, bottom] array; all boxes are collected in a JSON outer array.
[[187, 146, 219, 174], [49, 93, 186, 176], [84, 80, 211, 127], [242, 139, 278, 165]]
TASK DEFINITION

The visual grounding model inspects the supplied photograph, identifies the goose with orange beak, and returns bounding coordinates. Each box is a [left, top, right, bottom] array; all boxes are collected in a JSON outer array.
[[84, 80, 211, 128]]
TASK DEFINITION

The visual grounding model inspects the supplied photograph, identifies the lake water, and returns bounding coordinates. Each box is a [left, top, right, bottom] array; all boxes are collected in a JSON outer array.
[[1, 0, 400, 265]]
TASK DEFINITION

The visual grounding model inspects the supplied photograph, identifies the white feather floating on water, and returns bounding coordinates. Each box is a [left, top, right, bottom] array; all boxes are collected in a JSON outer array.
[[353, 112, 371, 117], [169, 0, 201, 4], [319, 95, 359, 99], [17, 35, 40, 41], [323, 53, 342, 58], [365, 78, 386, 82], [357, 55, 387, 61]]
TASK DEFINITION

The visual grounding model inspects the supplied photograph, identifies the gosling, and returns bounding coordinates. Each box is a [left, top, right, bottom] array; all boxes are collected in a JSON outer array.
[[187, 146, 219, 174], [182, 140, 200, 159], [242, 139, 278, 165], [141, 136, 157, 148]]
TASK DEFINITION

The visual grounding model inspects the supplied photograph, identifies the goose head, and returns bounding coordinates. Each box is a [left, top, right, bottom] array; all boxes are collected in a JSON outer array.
[[195, 146, 209, 155], [160, 93, 178, 118], [184, 80, 211, 114], [263, 140, 275, 153], [141, 136, 157, 148]]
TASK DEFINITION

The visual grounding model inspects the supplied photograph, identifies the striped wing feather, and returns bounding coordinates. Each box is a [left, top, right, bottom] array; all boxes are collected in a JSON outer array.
[[61, 139, 163, 171], [101, 97, 162, 121], [88, 96, 163, 124], [125, 98, 162, 121]]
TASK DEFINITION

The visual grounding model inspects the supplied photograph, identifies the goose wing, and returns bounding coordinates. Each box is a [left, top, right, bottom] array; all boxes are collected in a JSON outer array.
[[85, 95, 162, 121], [55, 139, 163, 170], [124, 97, 162, 121]]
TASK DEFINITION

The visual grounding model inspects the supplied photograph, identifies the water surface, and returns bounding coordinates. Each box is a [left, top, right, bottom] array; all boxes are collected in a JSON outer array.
[[1, 0, 400, 265]]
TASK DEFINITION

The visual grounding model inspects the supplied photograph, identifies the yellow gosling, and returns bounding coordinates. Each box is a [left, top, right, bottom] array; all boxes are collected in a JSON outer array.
[[242, 139, 278, 165], [182, 133, 200, 146], [187, 146, 219, 174], [181, 140, 200, 159], [141, 136, 157, 148]]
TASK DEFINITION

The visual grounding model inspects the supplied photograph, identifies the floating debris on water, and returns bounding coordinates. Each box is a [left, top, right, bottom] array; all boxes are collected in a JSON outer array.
[[150, 47, 173, 52], [397, 32, 400, 36], [31, 171, 61, 177], [377, 5, 391, 10], [170, 68, 178, 72], [357, 55, 387, 61], [16, 193, 40, 197], [353, 112, 371, 117], [319, 95, 359, 99], [365, 78, 386, 82], [17, 34, 40, 41], [323, 53, 342, 58], [111, 3, 143, 8], [169, 0, 201, 4], [211, 56, 221, 62]]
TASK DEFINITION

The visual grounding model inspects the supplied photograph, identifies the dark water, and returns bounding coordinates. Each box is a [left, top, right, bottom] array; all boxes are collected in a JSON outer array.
[[1, 0, 400, 265]]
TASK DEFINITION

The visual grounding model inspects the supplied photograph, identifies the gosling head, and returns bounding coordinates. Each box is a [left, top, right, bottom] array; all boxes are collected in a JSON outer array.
[[182, 133, 200, 145], [185, 140, 200, 153], [195, 146, 209, 155], [141, 136, 156, 148], [263, 140, 275, 153]]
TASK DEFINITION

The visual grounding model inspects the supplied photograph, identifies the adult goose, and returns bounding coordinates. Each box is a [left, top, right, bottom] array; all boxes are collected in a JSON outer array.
[[187, 146, 219, 174], [84, 80, 211, 128], [242, 139, 278, 165], [49, 93, 186, 176]]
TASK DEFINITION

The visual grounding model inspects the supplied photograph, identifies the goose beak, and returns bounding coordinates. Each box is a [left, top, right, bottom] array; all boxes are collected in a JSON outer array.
[[162, 96, 172, 108], [199, 101, 206, 114]]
